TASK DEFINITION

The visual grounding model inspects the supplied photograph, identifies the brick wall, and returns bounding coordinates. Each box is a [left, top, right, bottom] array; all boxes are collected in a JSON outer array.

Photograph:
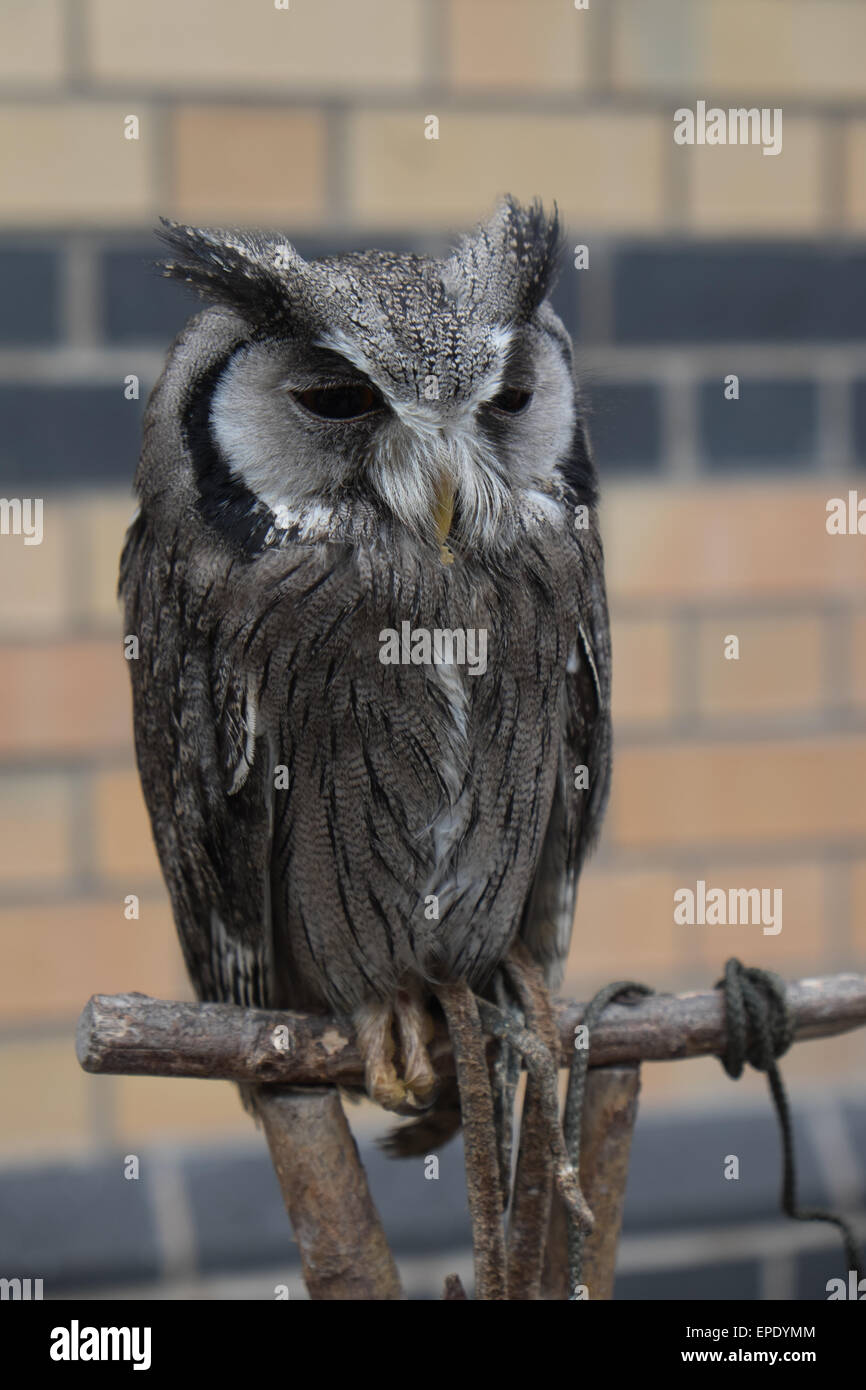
[[1, 0, 865, 1294]]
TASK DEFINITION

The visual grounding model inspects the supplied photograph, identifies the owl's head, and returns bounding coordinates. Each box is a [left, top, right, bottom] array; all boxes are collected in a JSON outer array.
[[143, 197, 595, 559]]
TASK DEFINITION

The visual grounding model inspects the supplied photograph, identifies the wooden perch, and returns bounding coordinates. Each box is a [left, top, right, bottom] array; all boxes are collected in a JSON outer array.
[[77, 973, 866, 1084], [75, 971, 866, 1301], [256, 1086, 404, 1300]]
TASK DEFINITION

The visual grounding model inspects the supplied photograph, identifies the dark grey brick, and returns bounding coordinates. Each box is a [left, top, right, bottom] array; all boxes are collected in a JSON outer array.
[[853, 381, 866, 466], [102, 249, 202, 345], [0, 1158, 160, 1292], [545, 272, 578, 341], [185, 1136, 471, 1275], [795, 1245, 865, 1301], [613, 245, 866, 344], [1, 1105, 843, 1294], [0, 384, 142, 487], [621, 1109, 828, 1234], [361, 1134, 471, 1256], [841, 1101, 866, 1176], [614, 1259, 760, 1301], [184, 1150, 295, 1274], [0, 248, 60, 345], [583, 381, 662, 474], [699, 378, 817, 471]]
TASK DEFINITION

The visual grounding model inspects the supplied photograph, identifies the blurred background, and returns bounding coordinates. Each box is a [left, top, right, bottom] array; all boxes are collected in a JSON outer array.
[[1, 0, 865, 1300]]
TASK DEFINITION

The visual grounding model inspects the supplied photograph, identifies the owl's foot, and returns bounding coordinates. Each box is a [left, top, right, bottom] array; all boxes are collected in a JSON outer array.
[[395, 988, 437, 1104], [353, 991, 437, 1114]]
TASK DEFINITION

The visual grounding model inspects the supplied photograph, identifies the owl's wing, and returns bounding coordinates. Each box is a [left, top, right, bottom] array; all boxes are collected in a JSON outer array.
[[120, 515, 276, 1009], [517, 514, 611, 989]]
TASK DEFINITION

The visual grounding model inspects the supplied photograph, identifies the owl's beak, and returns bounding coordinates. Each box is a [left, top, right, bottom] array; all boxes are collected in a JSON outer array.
[[432, 472, 456, 566]]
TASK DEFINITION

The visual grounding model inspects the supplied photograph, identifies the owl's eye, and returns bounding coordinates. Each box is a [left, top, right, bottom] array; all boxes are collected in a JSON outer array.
[[292, 383, 384, 420], [486, 387, 533, 415]]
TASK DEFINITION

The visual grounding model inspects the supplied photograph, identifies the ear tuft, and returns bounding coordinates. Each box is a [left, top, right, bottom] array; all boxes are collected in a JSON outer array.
[[155, 219, 307, 331], [443, 195, 562, 323]]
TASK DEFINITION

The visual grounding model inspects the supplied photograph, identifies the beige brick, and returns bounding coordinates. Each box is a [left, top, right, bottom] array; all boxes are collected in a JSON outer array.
[[562, 867, 682, 988], [640, 1031, 866, 1109], [603, 483, 866, 604], [696, 616, 823, 718], [610, 618, 675, 726], [851, 614, 866, 710], [0, 520, 70, 636], [565, 859, 827, 997], [685, 118, 823, 235], [611, 0, 698, 94], [0, 1, 65, 85], [92, 768, 162, 883], [85, 0, 423, 90], [0, 639, 132, 757], [849, 860, 866, 964], [0, 773, 72, 885], [115, 1074, 251, 1146], [774, 1026, 866, 1087], [680, 862, 825, 976], [348, 112, 667, 231], [0, 896, 180, 1023], [447, 0, 590, 91], [609, 738, 866, 849], [637, 1053, 731, 1108], [172, 107, 326, 225], [72, 491, 135, 631], [843, 121, 866, 231], [705, 0, 866, 100], [0, 104, 155, 227], [613, 0, 866, 100], [0, 1039, 93, 1162]]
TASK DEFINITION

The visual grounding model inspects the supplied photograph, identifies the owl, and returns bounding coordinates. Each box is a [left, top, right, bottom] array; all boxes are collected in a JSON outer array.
[[120, 197, 611, 1148]]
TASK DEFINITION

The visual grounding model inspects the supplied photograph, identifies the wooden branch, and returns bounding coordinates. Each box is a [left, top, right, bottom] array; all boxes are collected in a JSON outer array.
[[77, 973, 866, 1084], [543, 1065, 642, 1301], [256, 1086, 404, 1301]]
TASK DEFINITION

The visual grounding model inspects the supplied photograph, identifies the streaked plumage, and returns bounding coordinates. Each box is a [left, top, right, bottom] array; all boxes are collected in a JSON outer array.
[[120, 197, 611, 1143]]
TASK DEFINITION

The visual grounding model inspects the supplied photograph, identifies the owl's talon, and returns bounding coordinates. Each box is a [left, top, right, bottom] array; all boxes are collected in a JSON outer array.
[[354, 1000, 404, 1111], [395, 989, 438, 1108], [354, 991, 438, 1114], [370, 1071, 409, 1111]]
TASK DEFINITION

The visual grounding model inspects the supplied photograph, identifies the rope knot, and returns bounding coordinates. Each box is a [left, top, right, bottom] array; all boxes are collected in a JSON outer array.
[[717, 957, 794, 1078]]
